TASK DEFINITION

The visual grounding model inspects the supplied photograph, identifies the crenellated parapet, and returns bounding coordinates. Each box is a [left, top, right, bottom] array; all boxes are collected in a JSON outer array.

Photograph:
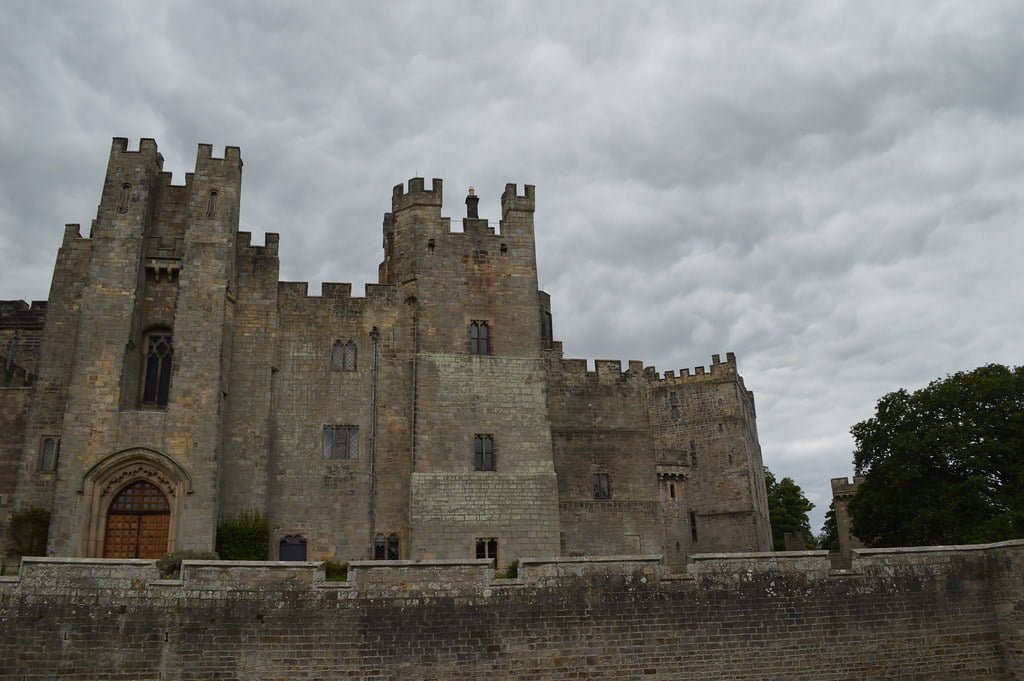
[[277, 281, 398, 306], [555, 357, 646, 383], [645, 352, 739, 385], [392, 177, 443, 214], [235, 232, 280, 258], [501, 183, 535, 218]]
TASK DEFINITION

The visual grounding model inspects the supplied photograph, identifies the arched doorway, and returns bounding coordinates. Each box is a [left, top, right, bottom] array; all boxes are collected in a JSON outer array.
[[103, 481, 171, 558]]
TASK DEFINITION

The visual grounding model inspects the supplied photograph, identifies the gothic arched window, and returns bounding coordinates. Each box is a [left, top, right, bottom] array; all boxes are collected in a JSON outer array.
[[142, 329, 173, 407], [470, 321, 490, 355]]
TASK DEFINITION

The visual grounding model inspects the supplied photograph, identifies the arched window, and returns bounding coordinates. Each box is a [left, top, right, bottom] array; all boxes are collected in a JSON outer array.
[[331, 340, 357, 371], [374, 534, 386, 560], [387, 534, 400, 560], [469, 321, 489, 355], [279, 535, 307, 561], [142, 330, 173, 407]]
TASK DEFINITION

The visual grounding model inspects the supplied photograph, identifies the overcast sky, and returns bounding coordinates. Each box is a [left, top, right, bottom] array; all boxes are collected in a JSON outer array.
[[2, 1, 1022, 531]]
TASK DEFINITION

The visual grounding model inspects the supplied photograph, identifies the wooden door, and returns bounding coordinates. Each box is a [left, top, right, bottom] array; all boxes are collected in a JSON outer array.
[[103, 480, 170, 558]]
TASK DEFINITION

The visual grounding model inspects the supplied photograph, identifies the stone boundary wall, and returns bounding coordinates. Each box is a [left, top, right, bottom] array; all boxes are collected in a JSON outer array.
[[1, 542, 1022, 679]]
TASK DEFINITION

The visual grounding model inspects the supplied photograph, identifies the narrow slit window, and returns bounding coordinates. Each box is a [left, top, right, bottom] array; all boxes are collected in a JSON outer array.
[[690, 512, 698, 542], [206, 190, 218, 218], [669, 483, 676, 499], [118, 183, 131, 214], [689, 440, 697, 466]]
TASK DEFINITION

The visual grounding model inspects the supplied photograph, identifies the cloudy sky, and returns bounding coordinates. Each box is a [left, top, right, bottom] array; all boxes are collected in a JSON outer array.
[[2, 1, 1022, 530]]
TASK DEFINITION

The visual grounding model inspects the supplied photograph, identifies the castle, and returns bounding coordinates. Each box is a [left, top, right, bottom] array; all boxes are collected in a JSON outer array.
[[0, 138, 771, 568]]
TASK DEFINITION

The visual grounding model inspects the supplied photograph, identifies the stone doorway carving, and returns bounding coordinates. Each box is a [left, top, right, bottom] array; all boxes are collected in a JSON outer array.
[[80, 448, 190, 558], [103, 481, 171, 558]]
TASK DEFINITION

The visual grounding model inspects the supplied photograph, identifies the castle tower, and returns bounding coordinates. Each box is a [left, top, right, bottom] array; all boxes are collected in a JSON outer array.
[[388, 180, 560, 565], [17, 138, 244, 557]]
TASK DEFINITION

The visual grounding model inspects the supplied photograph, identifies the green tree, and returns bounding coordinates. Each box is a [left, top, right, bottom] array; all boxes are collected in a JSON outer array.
[[765, 469, 815, 550], [849, 364, 1024, 547], [817, 502, 839, 551]]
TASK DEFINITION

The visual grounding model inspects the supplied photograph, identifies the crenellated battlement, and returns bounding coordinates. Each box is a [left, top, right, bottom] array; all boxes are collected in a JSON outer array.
[[831, 476, 865, 496], [556, 357, 646, 382], [644, 352, 739, 384], [501, 183, 535, 217], [158, 171, 194, 188], [392, 177, 443, 213], [110, 137, 164, 169], [196, 143, 242, 167], [236, 231, 280, 257], [278, 281, 397, 305]]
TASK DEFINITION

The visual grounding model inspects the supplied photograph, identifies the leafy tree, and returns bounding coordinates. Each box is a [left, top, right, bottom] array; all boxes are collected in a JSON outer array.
[[817, 502, 839, 551], [765, 469, 815, 550], [849, 364, 1024, 547]]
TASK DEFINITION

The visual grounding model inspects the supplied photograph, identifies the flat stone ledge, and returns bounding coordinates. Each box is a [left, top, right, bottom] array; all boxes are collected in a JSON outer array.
[[349, 558, 492, 569], [519, 554, 662, 566], [690, 550, 829, 561], [22, 556, 157, 566], [854, 538, 1024, 557]]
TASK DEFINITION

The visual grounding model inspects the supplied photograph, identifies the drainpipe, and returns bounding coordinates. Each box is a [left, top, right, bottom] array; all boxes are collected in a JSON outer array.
[[368, 325, 380, 557]]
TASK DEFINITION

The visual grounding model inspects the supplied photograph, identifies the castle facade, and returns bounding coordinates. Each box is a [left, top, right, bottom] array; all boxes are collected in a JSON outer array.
[[0, 138, 771, 567]]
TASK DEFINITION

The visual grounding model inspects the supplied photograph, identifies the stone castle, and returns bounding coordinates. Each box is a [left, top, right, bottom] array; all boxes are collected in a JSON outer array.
[[0, 138, 771, 568]]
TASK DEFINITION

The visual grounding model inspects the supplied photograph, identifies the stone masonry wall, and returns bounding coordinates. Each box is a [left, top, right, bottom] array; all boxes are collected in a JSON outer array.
[[547, 357, 664, 558], [1, 541, 1021, 680]]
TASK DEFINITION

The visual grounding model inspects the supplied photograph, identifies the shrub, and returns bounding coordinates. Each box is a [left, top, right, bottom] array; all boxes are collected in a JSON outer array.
[[502, 559, 519, 579], [324, 560, 348, 582], [215, 510, 269, 560], [7, 508, 50, 557], [156, 550, 218, 579]]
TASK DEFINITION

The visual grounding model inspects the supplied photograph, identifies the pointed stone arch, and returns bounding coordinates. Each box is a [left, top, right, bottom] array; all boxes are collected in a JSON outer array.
[[80, 448, 190, 558]]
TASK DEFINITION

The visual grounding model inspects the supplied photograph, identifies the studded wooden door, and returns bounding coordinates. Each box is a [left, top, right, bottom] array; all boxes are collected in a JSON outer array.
[[103, 480, 170, 558]]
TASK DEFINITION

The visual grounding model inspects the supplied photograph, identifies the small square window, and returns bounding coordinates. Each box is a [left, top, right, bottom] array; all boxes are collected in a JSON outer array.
[[593, 473, 611, 499]]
